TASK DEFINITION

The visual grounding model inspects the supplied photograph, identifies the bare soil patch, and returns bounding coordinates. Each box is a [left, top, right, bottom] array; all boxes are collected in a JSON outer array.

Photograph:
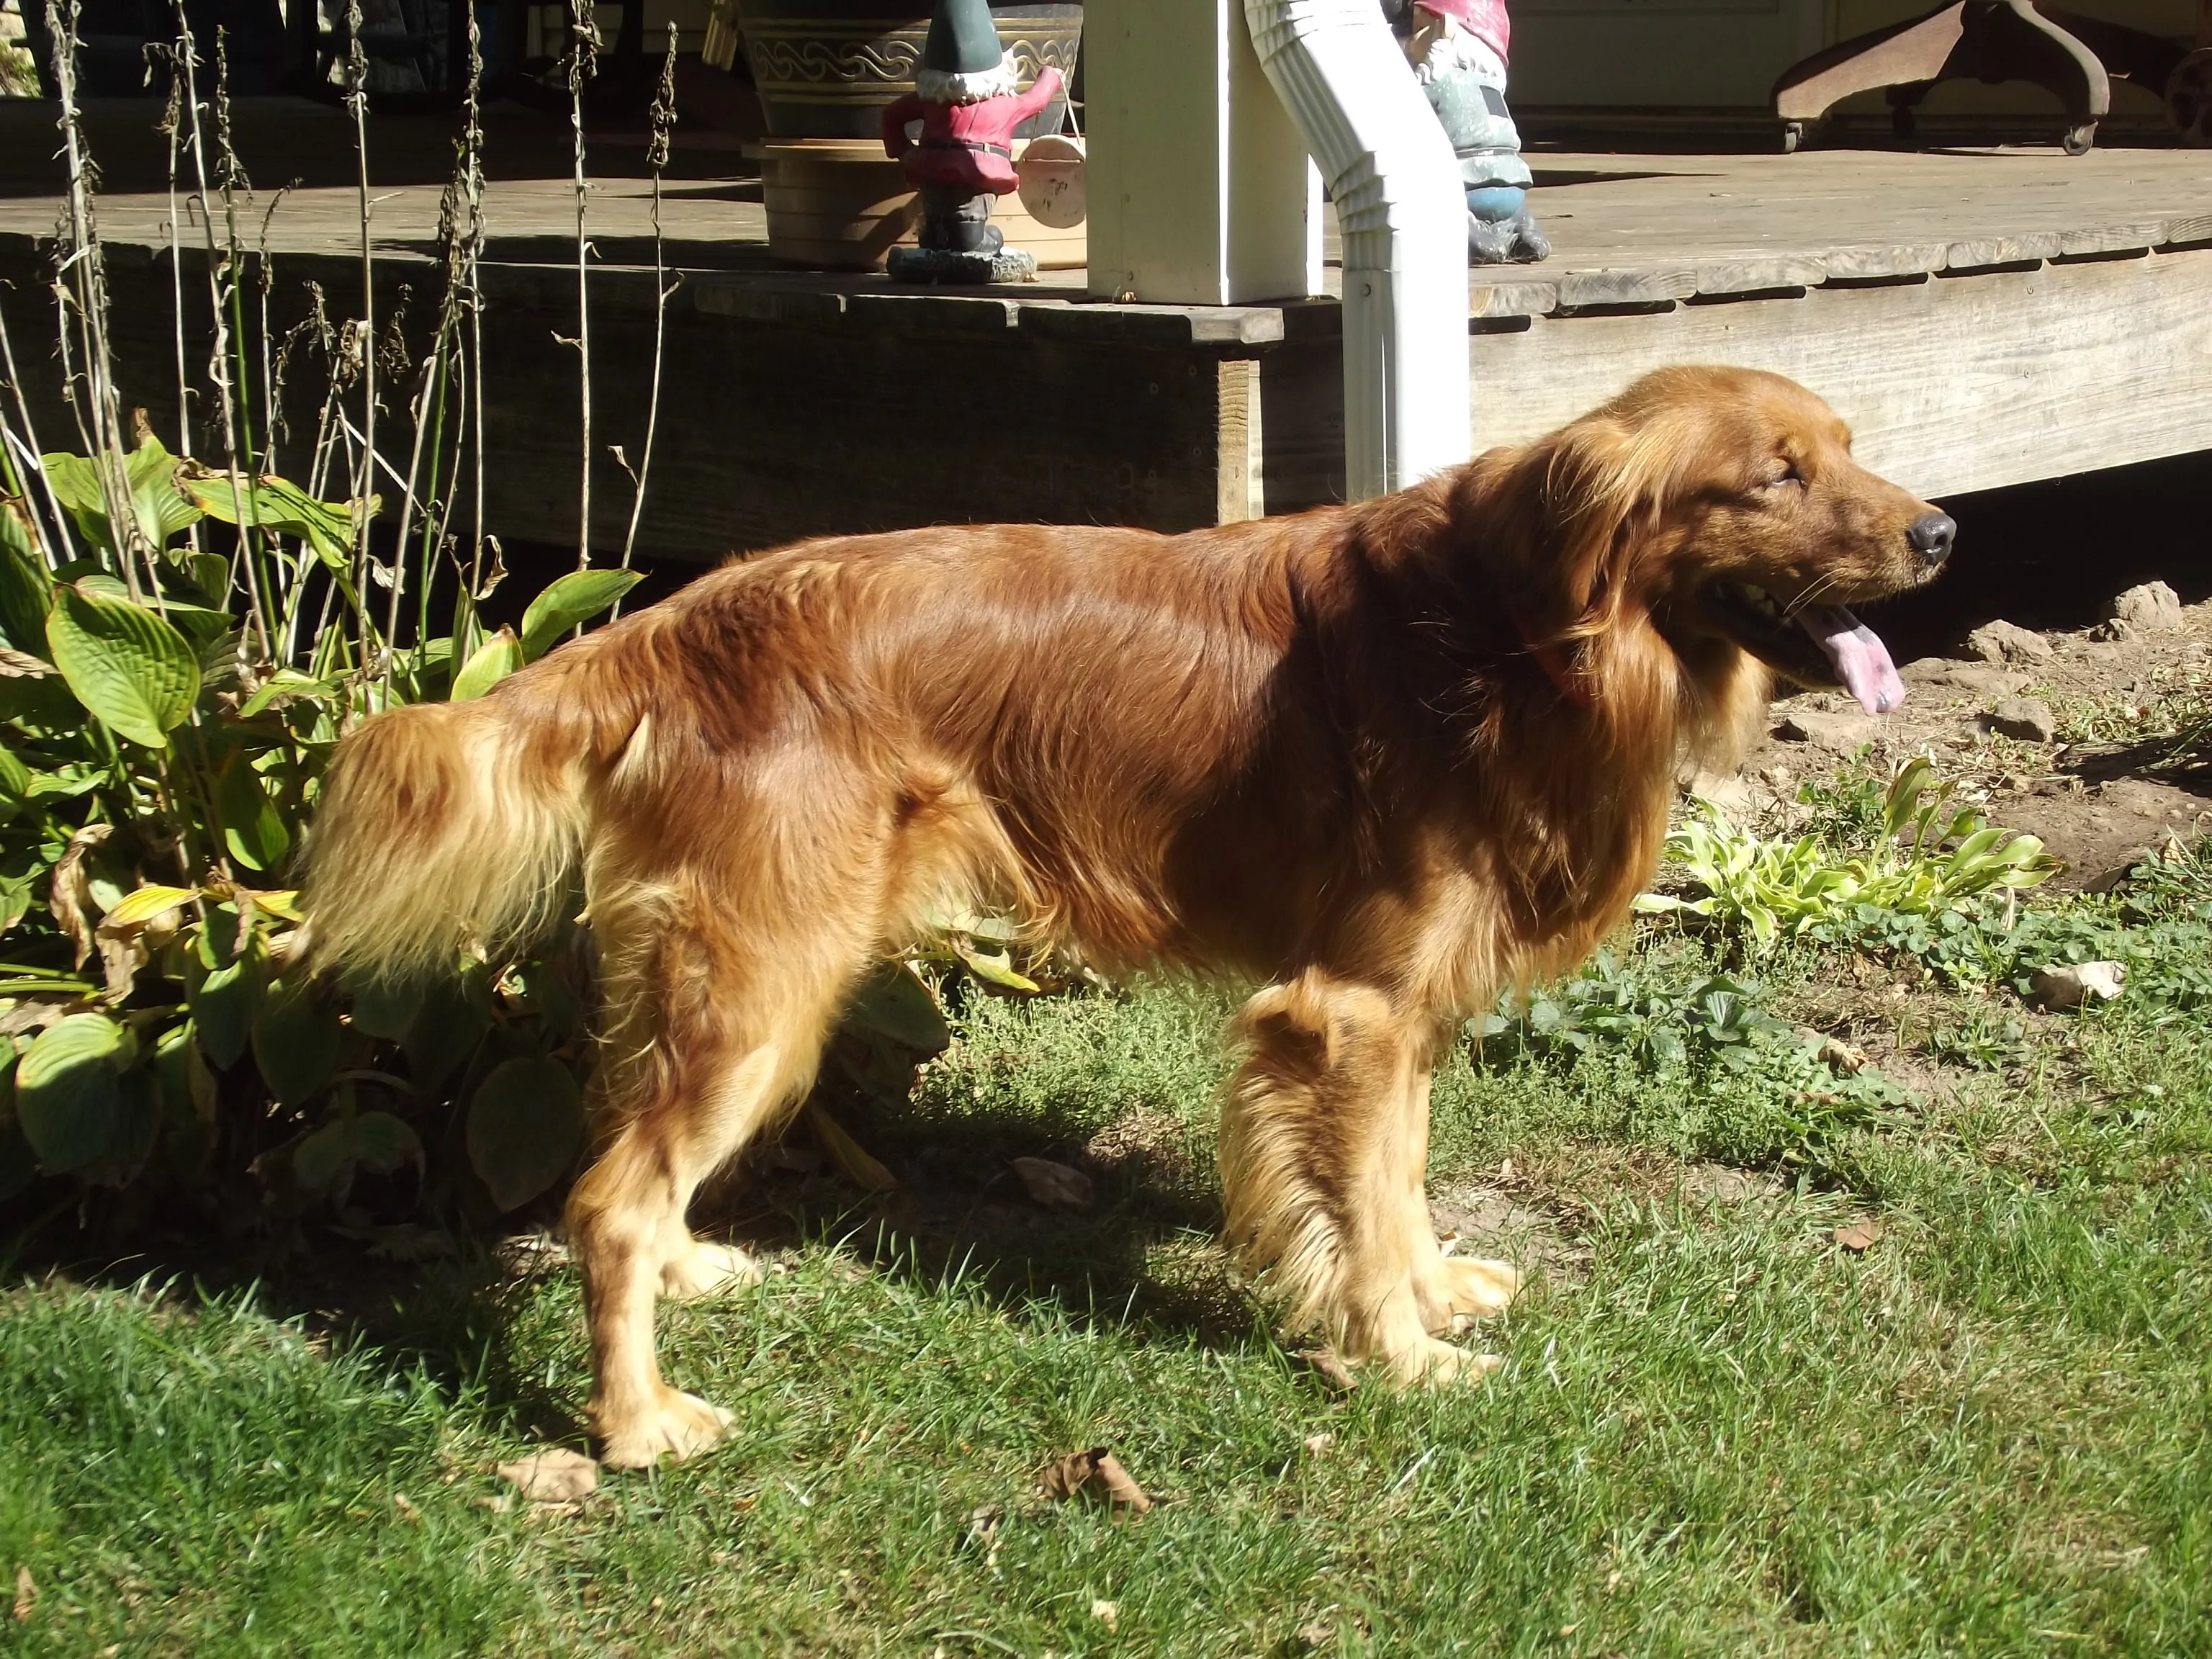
[[1707, 593, 2212, 891]]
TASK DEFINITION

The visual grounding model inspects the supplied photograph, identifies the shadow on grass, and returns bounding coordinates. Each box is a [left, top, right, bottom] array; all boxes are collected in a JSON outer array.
[[0, 1066, 1258, 1440], [705, 1068, 1253, 1350]]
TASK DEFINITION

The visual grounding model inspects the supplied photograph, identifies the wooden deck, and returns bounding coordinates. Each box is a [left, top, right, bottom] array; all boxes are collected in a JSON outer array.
[[2, 98, 2209, 557]]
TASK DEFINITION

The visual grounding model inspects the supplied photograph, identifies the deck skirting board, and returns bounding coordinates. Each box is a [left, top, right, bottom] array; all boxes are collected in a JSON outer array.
[[1450, 246, 2212, 498]]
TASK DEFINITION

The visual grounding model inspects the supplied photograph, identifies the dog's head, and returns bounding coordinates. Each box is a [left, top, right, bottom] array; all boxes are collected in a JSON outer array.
[[1498, 366, 1950, 714]]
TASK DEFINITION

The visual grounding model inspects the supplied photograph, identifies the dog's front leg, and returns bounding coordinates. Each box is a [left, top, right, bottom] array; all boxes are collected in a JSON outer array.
[[1218, 973, 1510, 1382]]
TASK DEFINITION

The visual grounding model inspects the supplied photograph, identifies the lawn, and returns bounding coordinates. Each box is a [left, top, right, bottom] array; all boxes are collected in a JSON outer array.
[[5, 829, 2211, 1655]]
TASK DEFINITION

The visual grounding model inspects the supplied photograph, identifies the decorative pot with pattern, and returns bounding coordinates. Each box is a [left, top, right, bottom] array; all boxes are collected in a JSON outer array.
[[735, 0, 1082, 140]]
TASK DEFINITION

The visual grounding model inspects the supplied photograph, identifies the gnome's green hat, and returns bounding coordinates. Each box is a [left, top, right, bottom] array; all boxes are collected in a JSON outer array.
[[921, 0, 1005, 74]]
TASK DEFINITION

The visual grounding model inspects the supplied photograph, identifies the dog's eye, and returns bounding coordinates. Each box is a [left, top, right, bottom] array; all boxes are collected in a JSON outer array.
[[1763, 460, 1805, 490]]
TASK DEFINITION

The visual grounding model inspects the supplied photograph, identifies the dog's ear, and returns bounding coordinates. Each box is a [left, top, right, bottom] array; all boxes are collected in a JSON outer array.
[[1504, 412, 1697, 640]]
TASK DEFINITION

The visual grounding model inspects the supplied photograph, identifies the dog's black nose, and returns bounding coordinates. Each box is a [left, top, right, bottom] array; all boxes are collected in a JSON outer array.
[[1907, 512, 1956, 566]]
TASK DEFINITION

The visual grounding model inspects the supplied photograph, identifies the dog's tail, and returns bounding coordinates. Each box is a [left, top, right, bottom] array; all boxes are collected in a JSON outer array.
[[297, 648, 629, 987]]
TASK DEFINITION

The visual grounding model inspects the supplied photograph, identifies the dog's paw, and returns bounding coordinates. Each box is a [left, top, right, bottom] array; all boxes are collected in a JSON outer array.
[[1390, 1336, 1505, 1386], [595, 1388, 734, 1469], [1424, 1254, 1522, 1334], [660, 1239, 764, 1303]]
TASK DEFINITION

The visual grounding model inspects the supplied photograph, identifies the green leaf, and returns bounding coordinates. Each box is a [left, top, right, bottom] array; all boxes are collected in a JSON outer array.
[[520, 569, 642, 662], [217, 752, 292, 873], [238, 668, 330, 719], [401, 967, 493, 1092], [952, 939, 1040, 992], [186, 549, 231, 605], [346, 973, 423, 1043], [252, 976, 343, 1107], [806, 1100, 897, 1192], [40, 452, 114, 551], [104, 883, 198, 928], [465, 1055, 585, 1210], [450, 626, 522, 702], [294, 1110, 423, 1197], [122, 431, 202, 547], [1882, 757, 1933, 840], [0, 742, 28, 827], [0, 503, 53, 657], [841, 961, 950, 1055], [183, 471, 368, 570], [45, 582, 202, 747], [14, 1011, 138, 1174], [186, 922, 264, 1069]]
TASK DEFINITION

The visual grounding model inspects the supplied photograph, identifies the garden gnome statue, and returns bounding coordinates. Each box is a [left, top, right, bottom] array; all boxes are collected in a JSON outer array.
[[1386, 0, 1550, 264], [882, 0, 1066, 284]]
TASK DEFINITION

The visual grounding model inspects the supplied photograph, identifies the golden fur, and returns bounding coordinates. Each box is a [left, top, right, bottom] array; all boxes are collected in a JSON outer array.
[[302, 366, 1946, 1466]]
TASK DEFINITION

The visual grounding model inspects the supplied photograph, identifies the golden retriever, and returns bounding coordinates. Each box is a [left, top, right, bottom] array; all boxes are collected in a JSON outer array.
[[300, 365, 1951, 1466]]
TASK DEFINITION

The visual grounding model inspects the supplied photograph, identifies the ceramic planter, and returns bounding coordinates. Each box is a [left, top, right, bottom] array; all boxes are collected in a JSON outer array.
[[734, 0, 1081, 140]]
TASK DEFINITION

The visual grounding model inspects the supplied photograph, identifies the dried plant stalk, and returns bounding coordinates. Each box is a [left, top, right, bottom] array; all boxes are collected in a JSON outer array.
[[567, 0, 598, 568], [617, 22, 681, 583], [43, 0, 144, 595]]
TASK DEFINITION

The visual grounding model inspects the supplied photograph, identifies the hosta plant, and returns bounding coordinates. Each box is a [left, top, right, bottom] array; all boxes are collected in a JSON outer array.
[[0, 428, 644, 1223], [1637, 757, 2058, 950]]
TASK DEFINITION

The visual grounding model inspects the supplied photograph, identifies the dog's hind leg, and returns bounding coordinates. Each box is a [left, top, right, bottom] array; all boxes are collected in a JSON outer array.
[[1398, 1060, 1521, 1334], [1219, 973, 1502, 1385], [566, 890, 866, 1468]]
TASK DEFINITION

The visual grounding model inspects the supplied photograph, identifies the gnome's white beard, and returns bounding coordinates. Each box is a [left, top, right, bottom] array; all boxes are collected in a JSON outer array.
[[1405, 16, 1508, 84], [917, 52, 1020, 104]]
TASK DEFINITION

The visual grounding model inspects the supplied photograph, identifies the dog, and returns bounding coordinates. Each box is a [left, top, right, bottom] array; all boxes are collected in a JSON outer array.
[[300, 365, 1952, 1467]]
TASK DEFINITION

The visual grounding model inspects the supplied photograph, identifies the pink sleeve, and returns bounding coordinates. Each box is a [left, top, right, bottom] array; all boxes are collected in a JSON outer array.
[[1007, 66, 1065, 125]]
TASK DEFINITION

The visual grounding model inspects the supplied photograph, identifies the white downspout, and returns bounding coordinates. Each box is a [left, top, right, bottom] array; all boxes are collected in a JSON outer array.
[[1243, 0, 1472, 500]]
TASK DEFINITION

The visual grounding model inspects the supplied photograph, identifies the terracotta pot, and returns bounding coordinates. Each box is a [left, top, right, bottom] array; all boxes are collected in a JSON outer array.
[[733, 0, 1082, 140], [759, 138, 1085, 271]]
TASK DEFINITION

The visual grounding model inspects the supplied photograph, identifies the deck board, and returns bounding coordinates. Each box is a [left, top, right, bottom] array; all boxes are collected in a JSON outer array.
[[3, 99, 2211, 551], [6, 131, 2211, 310]]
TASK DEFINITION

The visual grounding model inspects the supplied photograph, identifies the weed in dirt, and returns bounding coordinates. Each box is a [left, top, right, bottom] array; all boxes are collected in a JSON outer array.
[[1924, 1007, 2031, 1072], [1791, 755, 1893, 853]]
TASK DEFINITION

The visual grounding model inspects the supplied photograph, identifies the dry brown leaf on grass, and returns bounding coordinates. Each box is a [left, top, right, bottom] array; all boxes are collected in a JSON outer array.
[[497, 1447, 599, 1502], [1833, 1218, 1884, 1252], [1011, 1155, 1095, 1210], [13, 1565, 35, 1622], [1817, 1035, 1867, 1074], [1039, 1446, 1153, 1515]]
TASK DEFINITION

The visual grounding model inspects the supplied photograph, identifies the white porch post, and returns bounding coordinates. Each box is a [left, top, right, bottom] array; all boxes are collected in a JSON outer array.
[[1244, 0, 1471, 498], [1083, 0, 1324, 305]]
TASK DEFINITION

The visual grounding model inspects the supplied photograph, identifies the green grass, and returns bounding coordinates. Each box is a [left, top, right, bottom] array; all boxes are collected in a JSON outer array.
[[6, 904, 2212, 1654]]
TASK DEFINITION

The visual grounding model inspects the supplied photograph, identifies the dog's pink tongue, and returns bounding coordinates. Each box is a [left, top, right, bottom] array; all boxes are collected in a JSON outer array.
[[1797, 604, 1906, 714]]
